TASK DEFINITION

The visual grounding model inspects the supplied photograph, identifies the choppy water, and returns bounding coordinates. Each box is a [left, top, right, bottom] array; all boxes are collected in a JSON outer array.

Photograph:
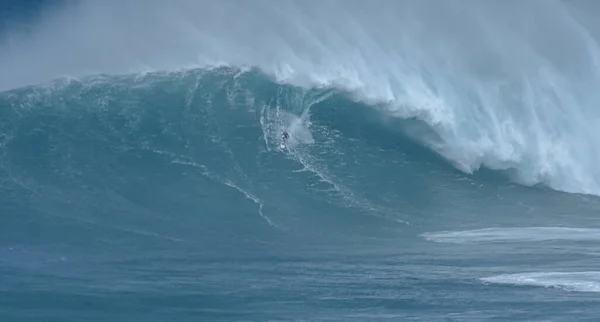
[[2, 1, 600, 321]]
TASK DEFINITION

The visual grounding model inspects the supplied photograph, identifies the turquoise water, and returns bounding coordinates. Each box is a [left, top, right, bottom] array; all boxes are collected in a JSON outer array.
[[2, 1, 600, 321]]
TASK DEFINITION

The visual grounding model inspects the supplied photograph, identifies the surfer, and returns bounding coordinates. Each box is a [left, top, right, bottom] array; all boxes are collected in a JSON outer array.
[[280, 131, 289, 149]]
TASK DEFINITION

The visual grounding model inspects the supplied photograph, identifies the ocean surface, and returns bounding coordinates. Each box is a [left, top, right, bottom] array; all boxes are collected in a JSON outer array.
[[2, 1, 600, 321]]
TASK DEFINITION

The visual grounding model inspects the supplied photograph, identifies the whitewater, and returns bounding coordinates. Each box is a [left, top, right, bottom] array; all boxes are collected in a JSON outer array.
[[2, 0, 600, 321]]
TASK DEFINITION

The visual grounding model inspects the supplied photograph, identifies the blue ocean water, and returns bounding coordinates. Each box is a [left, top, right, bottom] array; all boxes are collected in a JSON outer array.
[[2, 1, 600, 321]]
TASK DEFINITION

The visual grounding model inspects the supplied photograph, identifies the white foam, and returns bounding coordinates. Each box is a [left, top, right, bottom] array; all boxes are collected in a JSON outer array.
[[281, 110, 315, 149], [3, 1, 600, 195], [481, 272, 600, 293], [422, 227, 600, 244]]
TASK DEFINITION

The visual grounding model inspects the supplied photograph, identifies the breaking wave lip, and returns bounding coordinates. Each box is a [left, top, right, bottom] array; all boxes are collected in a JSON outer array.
[[421, 227, 600, 244], [481, 272, 600, 293]]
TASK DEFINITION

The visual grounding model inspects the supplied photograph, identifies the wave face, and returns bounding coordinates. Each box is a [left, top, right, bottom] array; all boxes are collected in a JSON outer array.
[[2, 66, 600, 321], [3, 1, 600, 321]]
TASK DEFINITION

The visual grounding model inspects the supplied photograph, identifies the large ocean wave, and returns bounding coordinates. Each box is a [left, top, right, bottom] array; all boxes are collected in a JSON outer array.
[[2, 0, 600, 197], [5, 3, 600, 320]]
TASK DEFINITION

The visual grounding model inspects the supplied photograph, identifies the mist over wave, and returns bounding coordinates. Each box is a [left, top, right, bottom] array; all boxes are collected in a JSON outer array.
[[2, 0, 600, 195]]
